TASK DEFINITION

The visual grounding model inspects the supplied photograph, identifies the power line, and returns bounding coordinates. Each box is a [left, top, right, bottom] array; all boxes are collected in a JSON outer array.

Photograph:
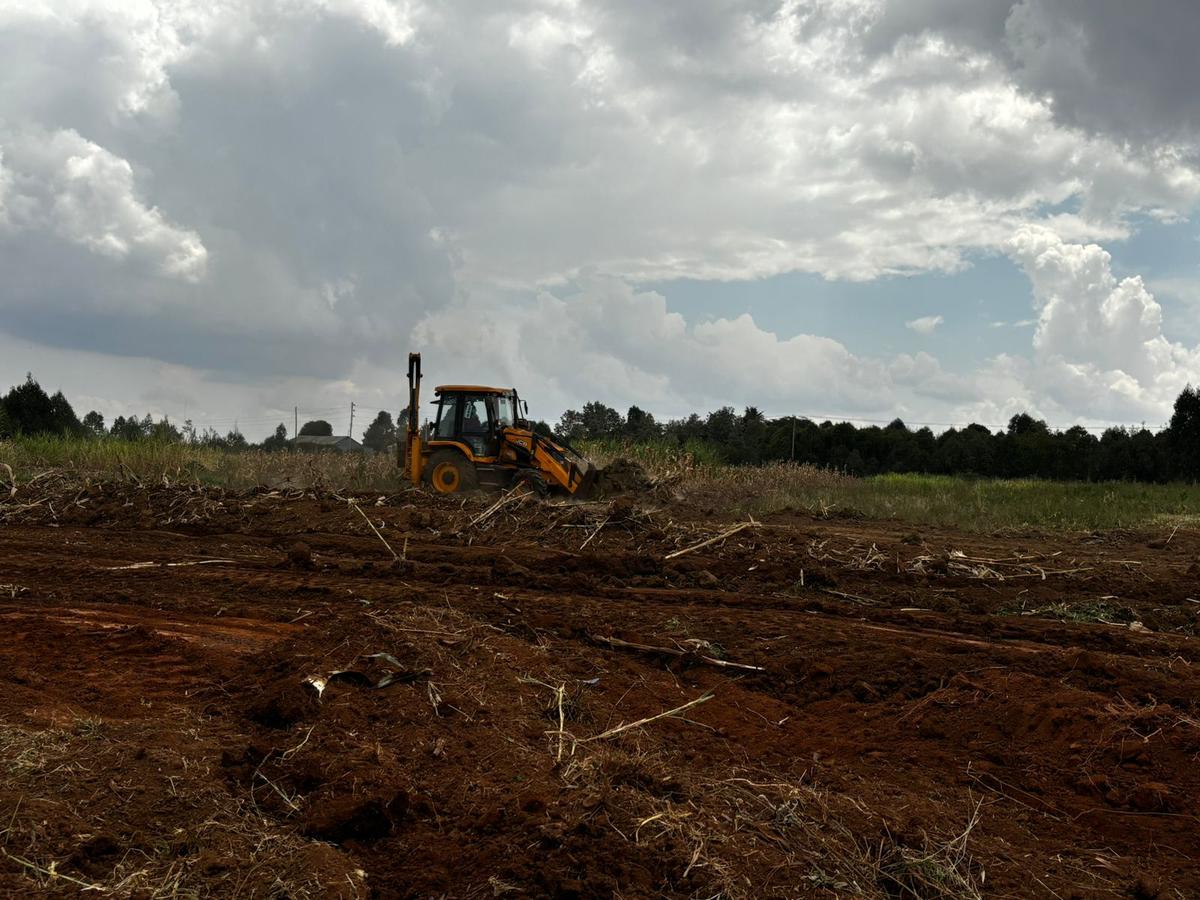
[[164, 401, 408, 437], [167, 406, 351, 427]]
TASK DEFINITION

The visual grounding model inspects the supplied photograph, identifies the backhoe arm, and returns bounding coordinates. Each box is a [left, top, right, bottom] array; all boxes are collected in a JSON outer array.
[[405, 352, 423, 486]]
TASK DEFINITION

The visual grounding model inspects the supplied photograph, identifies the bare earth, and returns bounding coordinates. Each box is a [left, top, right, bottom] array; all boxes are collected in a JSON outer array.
[[0, 479, 1198, 898]]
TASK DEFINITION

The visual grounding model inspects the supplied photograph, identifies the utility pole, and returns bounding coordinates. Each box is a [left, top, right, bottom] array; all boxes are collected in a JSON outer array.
[[790, 417, 796, 461], [294, 406, 298, 440], [349, 401, 356, 439]]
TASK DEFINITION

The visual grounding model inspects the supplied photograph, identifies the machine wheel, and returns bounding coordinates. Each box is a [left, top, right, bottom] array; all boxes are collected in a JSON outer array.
[[426, 449, 479, 494], [513, 470, 548, 497]]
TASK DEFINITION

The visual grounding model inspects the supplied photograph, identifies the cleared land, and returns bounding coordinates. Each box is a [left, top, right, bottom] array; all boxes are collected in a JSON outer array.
[[0, 467, 1198, 897]]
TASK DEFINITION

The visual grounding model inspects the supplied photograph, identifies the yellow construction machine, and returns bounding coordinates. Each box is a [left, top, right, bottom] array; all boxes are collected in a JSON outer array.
[[400, 353, 597, 495]]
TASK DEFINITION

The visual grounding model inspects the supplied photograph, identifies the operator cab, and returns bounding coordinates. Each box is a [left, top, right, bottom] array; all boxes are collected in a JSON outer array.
[[430, 385, 522, 459]]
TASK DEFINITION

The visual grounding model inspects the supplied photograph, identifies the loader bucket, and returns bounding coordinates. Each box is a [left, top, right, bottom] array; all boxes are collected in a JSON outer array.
[[575, 460, 599, 498]]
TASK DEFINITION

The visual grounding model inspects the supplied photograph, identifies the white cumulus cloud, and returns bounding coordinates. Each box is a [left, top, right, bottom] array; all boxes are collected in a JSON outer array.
[[905, 315, 944, 335], [0, 126, 206, 281], [413, 274, 896, 419], [927, 227, 1200, 429]]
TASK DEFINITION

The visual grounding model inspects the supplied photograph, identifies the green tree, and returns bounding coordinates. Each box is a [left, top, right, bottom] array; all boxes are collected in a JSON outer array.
[[147, 417, 182, 443], [299, 419, 333, 436], [362, 411, 396, 452], [623, 406, 660, 442], [261, 423, 290, 451], [3, 375, 60, 434], [1168, 385, 1200, 480], [110, 415, 145, 441], [49, 391, 82, 435], [1002, 413, 1053, 477], [704, 407, 738, 447], [580, 401, 624, 439], [198, 428, 248, 450], [736, 406, 767, 464], [82, 410, 106, 438], [556, 409, 585, 442]]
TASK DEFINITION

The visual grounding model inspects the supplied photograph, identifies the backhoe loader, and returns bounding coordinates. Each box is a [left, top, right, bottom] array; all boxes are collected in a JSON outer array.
[[399, 353, 598, 495]]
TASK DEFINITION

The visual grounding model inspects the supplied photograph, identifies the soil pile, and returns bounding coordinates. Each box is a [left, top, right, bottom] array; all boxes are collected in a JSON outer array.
[[593, 457, 654, 497]]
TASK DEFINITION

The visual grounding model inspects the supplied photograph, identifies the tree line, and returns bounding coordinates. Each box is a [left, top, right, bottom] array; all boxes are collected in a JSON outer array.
[[4, 373, 1200, 482], [0, 375, 403, 453], [555, 390, 1200, 483]]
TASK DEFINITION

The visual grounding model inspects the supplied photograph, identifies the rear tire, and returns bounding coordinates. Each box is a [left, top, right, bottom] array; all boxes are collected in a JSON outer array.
[[425, 449, 479, 494]]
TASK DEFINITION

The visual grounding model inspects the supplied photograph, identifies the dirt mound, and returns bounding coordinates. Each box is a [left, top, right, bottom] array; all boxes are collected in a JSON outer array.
[[593, 457, 653, 496]]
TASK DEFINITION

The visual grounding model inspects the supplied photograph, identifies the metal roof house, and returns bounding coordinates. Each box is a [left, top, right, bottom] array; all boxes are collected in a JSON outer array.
[[291, 435, 368, 453]]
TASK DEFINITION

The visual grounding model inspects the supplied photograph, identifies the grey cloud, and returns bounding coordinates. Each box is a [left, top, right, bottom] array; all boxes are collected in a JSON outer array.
[[866, 0, 1200, 146], [1, 10, 457, 379], [863, 0, 1015, 56], [1006, 0, 1200, 145]]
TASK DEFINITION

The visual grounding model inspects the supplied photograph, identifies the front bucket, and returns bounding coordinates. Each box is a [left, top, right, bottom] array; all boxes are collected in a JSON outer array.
[[574, 461, 599, 498]]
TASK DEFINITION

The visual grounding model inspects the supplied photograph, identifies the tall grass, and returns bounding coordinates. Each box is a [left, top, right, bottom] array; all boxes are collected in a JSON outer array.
[[746, 471, 1200, 532], [579, 437, 725, 471], [0, 436, 403, 492], [850, 473, 1200, 531], [576, 439, 1200, 531], [2, 435, 224, 475], [4, 435, 1200, 531]]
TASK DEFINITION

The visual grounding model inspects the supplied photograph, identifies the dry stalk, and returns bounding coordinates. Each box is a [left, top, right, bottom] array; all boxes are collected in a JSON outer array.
[[0, 848, 105, 892], [592, 634, 764, 672], [580, 515, 610, 550], [349, 500, 400, 560], [582, 692, 713, 742], [554, 683, 567, 762], [464, 484, 529, 530], [906, 548, 1093, 582], [518, 676, 575, 760], [103, 558, 237, 571], [820, 588, 878, 607], [666, 519, 760, 560]]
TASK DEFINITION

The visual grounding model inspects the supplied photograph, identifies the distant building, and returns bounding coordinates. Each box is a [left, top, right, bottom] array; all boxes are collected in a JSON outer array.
[[291, 435, 368, 453]]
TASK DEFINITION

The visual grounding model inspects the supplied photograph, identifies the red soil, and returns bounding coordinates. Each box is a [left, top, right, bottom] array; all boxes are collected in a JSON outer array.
[[0, 481, 1198, 897]]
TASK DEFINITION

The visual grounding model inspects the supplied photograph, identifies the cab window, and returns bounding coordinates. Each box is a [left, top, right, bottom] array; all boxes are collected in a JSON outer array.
[[435, 396, 460, 438], [461, 396, 490, 434], [495, 395, 515, 428]]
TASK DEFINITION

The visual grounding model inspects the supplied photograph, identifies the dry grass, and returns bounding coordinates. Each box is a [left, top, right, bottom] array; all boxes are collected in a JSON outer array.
[[7, 435, 1200, 531], [0, 718, 365, 898], [578, 439, 1200, 531], [871, 800, 985, 900], [0, 437, 400, 492], [558, 742, 989, 900]]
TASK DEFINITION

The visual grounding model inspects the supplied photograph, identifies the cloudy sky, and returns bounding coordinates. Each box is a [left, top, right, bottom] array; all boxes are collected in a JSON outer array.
[[3, 0, 1200, 439]]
